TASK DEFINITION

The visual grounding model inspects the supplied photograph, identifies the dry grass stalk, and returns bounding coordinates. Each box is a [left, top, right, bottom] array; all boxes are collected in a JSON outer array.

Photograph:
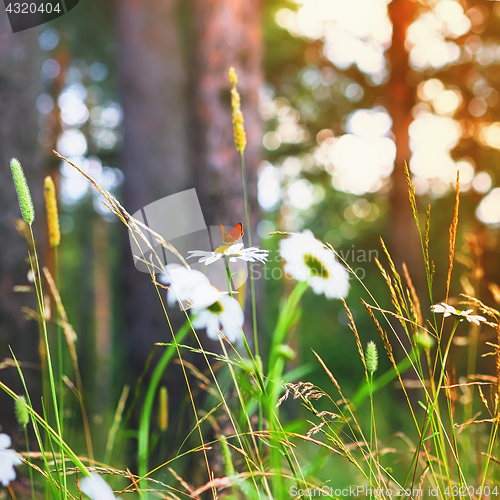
[[478, 385, 491, 416], [445, 171, 460, 303], [424, 205, 434, 281], [374, 258, 404, 327], [342, 298, 367, 378], [404, 161, 419, 229], [276, 381, 325, 407], [290, 433, 343, 456], [379, 237, 405, 303], [53, 151, 188, 271], [362, 300, 395, 366], [402, 263, 422, 328], [43, 267, 77, 363], [43, 265, 94, 463], [306, 422, 325, 438], [497, 324, 500, 411], [459, 294, 500, 323]]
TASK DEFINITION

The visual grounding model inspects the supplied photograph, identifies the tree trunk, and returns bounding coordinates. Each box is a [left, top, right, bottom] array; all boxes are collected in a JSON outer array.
[[191, 0, 263, 239], [190, 0, 263, 351], [0, 24, 41, 434], [386, 0, 422, 287], [116, 0, 191, 376], [117, 0, 264, 374]]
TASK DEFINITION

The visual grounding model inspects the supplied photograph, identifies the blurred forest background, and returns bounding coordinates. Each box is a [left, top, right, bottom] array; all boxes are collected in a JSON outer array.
[[2, 0, 500, 485]]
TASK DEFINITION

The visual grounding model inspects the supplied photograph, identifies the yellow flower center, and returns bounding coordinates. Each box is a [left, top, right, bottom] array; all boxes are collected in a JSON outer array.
[[208, 301, 223, 314], [304, 254, 329, 278], [215, 244, 232, 254]]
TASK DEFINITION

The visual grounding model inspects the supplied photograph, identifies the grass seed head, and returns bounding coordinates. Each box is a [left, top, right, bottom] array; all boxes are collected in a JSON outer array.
[[15, 396, 29, 427], [11, 158, 35, 226], [228, 67, 247, 153], [366, 341, 378, 375], [158, 386, 168, 432], [44, 176, 60, 247]]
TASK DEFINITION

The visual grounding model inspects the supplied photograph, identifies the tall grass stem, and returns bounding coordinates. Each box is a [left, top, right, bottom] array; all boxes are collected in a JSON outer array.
[[28, 226, 66, 496]]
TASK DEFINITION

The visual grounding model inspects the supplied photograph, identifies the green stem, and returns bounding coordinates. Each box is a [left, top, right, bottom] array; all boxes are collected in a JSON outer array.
[[224, 256, 266, 394], [7, 355, 60, 499], [266, 281, 307, 497], [28, 227, 65, 494], [0, 379, 88, 478], [369, 373, 374, 500], [239, 153, 259, 357], [398, 319, 460, 498], [138, 321, 191, 486], [267, 281, 308, 375], [24, 424, 35, 500], [224, 256, 233, 297], [54, 248, 67, 498]]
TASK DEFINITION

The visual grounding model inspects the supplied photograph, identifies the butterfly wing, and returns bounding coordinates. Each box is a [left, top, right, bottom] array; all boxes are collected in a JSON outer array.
[[220, 222, 244, 244], [228, 223, 244, 241]]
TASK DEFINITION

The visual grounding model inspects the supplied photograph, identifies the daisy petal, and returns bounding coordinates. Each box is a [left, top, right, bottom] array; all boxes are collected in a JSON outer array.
[[279, 231, 349, 299]]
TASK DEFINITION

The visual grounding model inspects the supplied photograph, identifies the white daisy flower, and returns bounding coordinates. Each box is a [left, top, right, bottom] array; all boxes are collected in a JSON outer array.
[[160, 264, 244, 342], [161, 264, 219, 309], [279, 230, 350, 299], [0, 433, 22, 487], [187, 243, 269, 266], [431, 303, 486, 325], [192, 294, 244, 343], [81, 472, 121, 500]]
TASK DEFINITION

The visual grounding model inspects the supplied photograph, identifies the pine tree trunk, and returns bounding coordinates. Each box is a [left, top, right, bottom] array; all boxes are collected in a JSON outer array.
[[0, 25, 41, 433], [190, 0, 264, 349], [117, 0, 264, 374], [116, 0, 191, 376], [386, 0, 422, 286], [191, 0, 263, 239]]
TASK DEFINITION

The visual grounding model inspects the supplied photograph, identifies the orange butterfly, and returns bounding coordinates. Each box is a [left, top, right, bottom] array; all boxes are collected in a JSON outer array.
[[219, 222, 244, 245]]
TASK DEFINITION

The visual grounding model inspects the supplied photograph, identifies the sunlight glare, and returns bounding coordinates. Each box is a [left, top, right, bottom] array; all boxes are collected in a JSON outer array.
[[407, 0, 469, 70], [347, 107, 392, 138], [287, 178, 316, 210], [476, 188, 500, 226], [328, 134, 395, 195], [433, 90, 462, 116], [409, 113, 462, 184], [478, 123, 500, 149], [258, 162, 282, 210], [472, 171, 493, 193], [277, 0, 391, 77], [57, 129, 88, 157]]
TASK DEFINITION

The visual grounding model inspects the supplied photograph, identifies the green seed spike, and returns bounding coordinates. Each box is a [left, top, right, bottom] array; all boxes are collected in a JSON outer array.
[[220, 434, 235, 476], [15, 396, 30, 427], [10, 158, 35, 225], [366, 341, 378, 375]]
